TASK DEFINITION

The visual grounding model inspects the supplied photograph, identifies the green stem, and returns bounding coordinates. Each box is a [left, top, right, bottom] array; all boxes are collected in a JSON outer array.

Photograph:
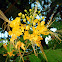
[[5, 55, 8, 62]]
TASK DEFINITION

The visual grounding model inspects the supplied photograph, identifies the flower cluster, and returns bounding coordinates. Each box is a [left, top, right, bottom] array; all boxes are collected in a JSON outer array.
[[0, 4, 62, 61], [9, 8, 49, 49], [3, 8, 49, 60]]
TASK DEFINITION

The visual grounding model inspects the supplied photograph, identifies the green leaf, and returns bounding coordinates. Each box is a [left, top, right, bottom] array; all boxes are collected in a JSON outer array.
[[28, 54, 41, 62], [15, 56, 20, 62], [15, 56, 23, 62], [0, 54, 6, 62], [0, 47, 7, 54], [51, 21, 62, 30], [38, 54, 46, 62], [29, 29, 33, 34], [0, 43, 3, 47], [45, 49, 62, 62], [7, 44, 13, 52]]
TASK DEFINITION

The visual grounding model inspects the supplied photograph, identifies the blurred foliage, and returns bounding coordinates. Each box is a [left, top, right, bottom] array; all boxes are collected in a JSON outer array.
[[51, 0, 62, 5], [45, 49, 62, 62], [48, 21, 62, 49], [0, 54, 6, 62], [51, 21, 62, 30], [48, 39, 62, 49], [12, 49, 62, 62], [0, 48, 62, 62]]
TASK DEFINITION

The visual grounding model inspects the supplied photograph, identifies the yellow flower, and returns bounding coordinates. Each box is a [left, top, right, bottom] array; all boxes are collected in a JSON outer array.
[[9, 17, 20, 28], [33, 36, 43, 47], [21, 27, 25, 33], [22, 14, 25, 19], [38, 11, 41, 13], [26, 16, 30, 22], [12, 35, 17, 39], [30, 15, 32, 18], [32, 26, 35, 31], [8, 50, 15, 57], [24, 9, 27, 12], [29, 9, 32, 12], [23, 19, 26, 22], [9, 20, 15, 28], [8, 31, 12, 35], [39, 19, 41, 21], [25, 14, 27, 16], [33, 22, 36, 26], [18, 12, 22, 16], [38, 21, 41, 26], [23, 31, 30, 40], [43, 32, 49, 35], [15, 17, 20, 23], [3, 43, 7, 50], [42, 17, 44, 19], [16, 41, 25, 50], [35, 40, 41, 47], [26, 25, 30, 30], [33, 35, 38, 41], [39, 14, 41, 16], [3, 54, 7, 56], [41, 21, 45, 26], [34, 19, 38, 23], [10, 38, 15, 43], [8, 8, 50, 56], [40, 26, 49, 35], [38, 36, 43, 41]]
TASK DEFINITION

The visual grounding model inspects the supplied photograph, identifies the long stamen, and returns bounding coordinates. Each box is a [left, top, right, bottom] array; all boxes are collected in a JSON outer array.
[[0, 10, 10, 23]]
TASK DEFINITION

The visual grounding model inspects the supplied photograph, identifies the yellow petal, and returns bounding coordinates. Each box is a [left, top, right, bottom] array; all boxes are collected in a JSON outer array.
[[41, 21, 45, 26], [26, 16, 30, 22]]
